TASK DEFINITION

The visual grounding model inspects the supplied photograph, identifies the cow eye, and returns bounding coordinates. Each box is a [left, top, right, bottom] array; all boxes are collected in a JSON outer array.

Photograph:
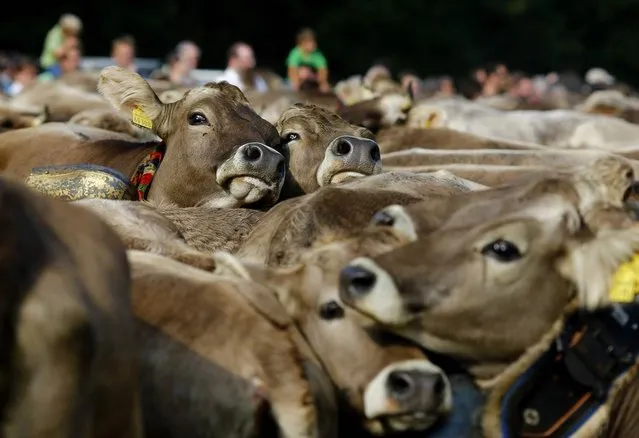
[[319, 300, 345, 320], [481, 239, 522, 262], [188, 112, 209, 126], [284, 132, 300, 143]]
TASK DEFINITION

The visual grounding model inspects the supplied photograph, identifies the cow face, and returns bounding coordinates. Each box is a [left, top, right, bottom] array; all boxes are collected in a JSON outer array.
[[276, 103, 382, 196], [340, 187, 639, 365], [213, 227, 452, 434], [98, 67, 286, 208]]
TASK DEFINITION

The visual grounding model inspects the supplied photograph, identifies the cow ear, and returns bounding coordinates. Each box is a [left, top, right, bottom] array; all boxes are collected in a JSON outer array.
[[404, 79, 415, 102], [98, 66, 164, 130], [212, 251, 304, 317], [211, 251, 255, 280], [558, 223, 639, 311]]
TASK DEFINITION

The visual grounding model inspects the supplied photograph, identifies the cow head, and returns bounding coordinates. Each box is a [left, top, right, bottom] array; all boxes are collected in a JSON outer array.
[[339, 180, 639, 370], [98, 66, 286, 208], [213, 226, 452, 434], [276, 103, 382, 197]]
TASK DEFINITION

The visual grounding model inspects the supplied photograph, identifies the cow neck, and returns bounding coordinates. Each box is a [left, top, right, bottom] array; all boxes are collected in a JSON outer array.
[[477, 299, 639, 438], [129, 141, 167, 201]]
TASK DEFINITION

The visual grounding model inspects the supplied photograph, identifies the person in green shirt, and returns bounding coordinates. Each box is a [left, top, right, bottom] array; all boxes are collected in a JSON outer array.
[[39, 14, 82, 76], [286, 28, 331, 92]]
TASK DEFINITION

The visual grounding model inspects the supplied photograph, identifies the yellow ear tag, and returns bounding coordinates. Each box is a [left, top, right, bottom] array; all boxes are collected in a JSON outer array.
[[422, 113, 437, 128], [132, 106, 153, 130], [608, 254, 639, 303]]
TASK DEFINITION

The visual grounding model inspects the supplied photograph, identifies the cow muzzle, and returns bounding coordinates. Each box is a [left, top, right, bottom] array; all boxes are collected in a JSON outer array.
[[338, 257, 413, 326], [363, 359, 452, 434], [216, 142, 286, 207], [316, 135, 382, 186]]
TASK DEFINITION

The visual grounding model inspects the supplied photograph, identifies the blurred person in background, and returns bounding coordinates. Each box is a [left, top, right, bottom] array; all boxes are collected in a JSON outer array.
[[6, 56, 38, 96], [39, 45, 82, 82], [39, 13, 82, 79], [216, 42, 268, 92], [167, 41, 201, 87], [286, 28, 330, 92], [111, 35, 138, 73]]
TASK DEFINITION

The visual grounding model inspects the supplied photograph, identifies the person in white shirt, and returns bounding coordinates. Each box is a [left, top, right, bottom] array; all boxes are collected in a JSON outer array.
[[217, 42, 268, 93]]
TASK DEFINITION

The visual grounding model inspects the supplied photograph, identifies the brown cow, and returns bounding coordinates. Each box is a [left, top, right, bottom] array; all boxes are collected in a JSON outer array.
[[10, 80, 112, 121], [128, 250, 335, 438], [338, 162, 639, 436], [380, 147, 630, 168], [69, 107, 157, 139], [375, 126, 547, 154], [276, 103, 382, 197], [0, 175, 142, 437], [213, 226, 453, 435], [0, 103, 49, 133], [0, 67, 286, 209], [236, 171, 479, 267]]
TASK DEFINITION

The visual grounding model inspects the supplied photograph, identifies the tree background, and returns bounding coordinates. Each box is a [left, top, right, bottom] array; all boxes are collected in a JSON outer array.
[[3, 0, 639, 83]]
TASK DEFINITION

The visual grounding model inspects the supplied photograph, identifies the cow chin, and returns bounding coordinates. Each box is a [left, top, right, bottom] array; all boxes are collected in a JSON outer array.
[[227, 176, 281, 206]]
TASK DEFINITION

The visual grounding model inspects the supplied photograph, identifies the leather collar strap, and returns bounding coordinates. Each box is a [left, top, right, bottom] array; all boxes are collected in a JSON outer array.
[[499, 302, 639, 437]]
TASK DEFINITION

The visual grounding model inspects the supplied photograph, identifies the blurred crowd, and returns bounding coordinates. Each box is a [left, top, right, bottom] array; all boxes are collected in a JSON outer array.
[[0, 12, 631, 106]]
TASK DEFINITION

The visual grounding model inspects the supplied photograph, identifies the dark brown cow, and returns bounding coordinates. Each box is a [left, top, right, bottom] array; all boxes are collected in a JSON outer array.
[[0, 175, 142, 437], [0, 67, 286, 209]]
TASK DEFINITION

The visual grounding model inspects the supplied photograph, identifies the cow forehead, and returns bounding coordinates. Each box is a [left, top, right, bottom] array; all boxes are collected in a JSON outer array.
[[180, 86, 248, 112], [278, 107, 363, 137]]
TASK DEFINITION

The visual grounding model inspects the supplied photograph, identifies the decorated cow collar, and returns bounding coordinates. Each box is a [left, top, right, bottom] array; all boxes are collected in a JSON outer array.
[[128, 106, 166, 201], [479, 256, 639, 438]]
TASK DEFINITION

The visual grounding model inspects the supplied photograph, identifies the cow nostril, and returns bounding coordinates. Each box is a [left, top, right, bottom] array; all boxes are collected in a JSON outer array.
[[334, 139, 352, 156], [244, 144, 262, 162], [277, 160, 286, 179], [370, 145, 381, 162], [433, 374, 445, 399], [387, 371, 413, 398], [340, 265, 377, 297], [372, 210, 395, 227]]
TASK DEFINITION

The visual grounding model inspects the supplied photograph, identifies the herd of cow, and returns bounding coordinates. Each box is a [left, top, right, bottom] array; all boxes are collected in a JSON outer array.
[[3, 65, 639, 438]]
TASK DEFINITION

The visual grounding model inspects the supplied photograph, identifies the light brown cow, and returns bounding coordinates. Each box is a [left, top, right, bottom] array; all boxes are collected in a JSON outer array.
[[213, 226, 453, 435], [380, 147, 628, 168], [338, 174, 639, 436], [339, 159, 634, 342], [128, 250, 334, 438], [9, 81, 113, 121], [276, 103, 382, 197], [0, 175, 142, 437], [0, 67, 286, 209], [375, 126, 547, 154], [0, 103, 49, 133]]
